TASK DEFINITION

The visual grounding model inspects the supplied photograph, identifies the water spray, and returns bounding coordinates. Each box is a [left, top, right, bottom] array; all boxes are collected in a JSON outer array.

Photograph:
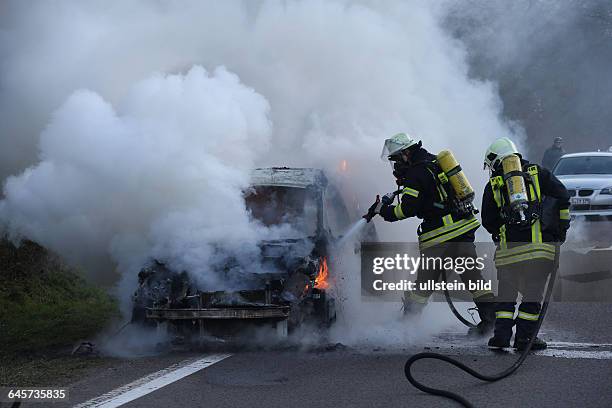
[[336, 218, 368, 248]]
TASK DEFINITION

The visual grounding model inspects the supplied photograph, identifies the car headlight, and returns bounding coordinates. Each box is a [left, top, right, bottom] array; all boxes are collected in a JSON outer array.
[[600, 187, 612, 195]]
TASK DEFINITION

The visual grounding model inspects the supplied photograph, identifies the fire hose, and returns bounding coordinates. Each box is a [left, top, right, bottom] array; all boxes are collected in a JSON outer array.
[[404, 245, 560, 408], [441, 268, 478, 329]]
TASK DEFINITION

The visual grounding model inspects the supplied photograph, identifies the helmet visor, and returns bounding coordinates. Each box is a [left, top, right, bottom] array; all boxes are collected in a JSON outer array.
[[381, 139, 405, 161]]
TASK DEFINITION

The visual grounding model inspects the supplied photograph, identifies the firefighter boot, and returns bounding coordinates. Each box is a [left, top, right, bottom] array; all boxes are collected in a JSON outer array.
[[487, 307, 514, 349], [513, 336, 547, 351], [488, 335, 511, 349], [514, 303, 547, 351], [488, 318, 513, 348], [468, 295, 496, 336]]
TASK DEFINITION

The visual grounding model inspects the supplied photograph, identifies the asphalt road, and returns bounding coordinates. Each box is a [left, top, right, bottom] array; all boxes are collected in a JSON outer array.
[[29, 302, 612, 408]]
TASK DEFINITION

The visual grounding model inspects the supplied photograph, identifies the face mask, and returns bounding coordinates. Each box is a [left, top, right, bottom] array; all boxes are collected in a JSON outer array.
[[393, 160, 411, 179]]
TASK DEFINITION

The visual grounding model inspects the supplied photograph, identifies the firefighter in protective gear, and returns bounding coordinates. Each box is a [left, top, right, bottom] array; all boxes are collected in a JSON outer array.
[[482, 137, 570, 350], [367, 132, 496, 335]]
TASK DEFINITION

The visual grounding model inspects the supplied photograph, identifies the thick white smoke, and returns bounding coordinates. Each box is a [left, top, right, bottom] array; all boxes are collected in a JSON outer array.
[[0, 1, 515, 186], [1, 0, 519, 342], [1, 66, 273, 302]]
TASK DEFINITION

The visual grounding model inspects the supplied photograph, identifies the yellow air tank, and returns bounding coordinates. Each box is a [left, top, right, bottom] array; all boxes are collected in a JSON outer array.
[[501, 154, 528, 209], [436, 150, 475, 202]]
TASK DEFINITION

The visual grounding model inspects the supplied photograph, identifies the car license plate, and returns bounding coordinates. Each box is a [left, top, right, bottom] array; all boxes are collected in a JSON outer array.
[[571, 198, 590, 205]]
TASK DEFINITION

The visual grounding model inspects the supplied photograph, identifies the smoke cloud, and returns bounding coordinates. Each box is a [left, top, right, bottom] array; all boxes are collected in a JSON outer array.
[[1, 65, 274, 303], [0, 0, 520, 341]]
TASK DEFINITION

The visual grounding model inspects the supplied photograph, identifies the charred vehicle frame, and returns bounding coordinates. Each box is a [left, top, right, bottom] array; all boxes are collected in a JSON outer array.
[[131, 167, 375, 341]]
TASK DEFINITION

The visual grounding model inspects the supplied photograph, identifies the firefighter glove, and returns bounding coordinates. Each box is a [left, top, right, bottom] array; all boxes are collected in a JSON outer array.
[[381, 191, 397, 206], [363, 195, 382, 222]]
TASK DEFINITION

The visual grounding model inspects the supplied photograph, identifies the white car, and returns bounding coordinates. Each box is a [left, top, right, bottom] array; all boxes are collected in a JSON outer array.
[[553, 152, 612, 217]]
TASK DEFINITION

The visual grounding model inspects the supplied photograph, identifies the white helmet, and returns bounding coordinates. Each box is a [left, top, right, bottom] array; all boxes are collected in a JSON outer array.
[[381, 133, 419, 161], [484, 137, 520, 169]]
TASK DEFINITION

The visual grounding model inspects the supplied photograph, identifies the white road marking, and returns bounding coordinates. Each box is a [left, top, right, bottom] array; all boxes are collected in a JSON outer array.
[[441, 342, 612, 359], [73, 354, 231, 408], [432, 334, 612, 360], [532, 348, 612, 360], [525, 341, 612, 359], [548, 341, 612, 348], [439, 346, 612, 360]]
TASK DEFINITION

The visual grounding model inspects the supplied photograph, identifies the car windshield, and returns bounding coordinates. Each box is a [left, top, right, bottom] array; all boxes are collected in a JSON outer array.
[[244, 186, 318, 238], [553, 156, 612, 175]]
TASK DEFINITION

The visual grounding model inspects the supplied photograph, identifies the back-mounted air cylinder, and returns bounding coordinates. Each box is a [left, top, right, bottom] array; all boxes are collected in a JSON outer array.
[[501, 154, 528, 212], [436, 150, 475, 202]]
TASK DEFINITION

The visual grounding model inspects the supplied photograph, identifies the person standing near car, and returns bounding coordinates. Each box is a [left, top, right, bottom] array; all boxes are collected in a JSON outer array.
[[363, 132, 496, 335], [482, 137, 570, 350], [541, 137, 565, 170]]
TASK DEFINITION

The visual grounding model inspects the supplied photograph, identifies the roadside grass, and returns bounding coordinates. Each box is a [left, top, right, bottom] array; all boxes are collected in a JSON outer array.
[[0, 354, 116, 387], [0, 239, 120, 385]]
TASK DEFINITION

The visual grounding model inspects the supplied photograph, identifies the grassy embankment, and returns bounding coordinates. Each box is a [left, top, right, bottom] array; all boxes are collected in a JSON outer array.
[[0, 239, 119, 385]]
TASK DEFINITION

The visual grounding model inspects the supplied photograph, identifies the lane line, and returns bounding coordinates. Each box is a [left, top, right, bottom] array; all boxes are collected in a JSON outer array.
[[436, 343, 612, 360], [437, 333, 612, 348], [432, 334, 612, 359], [439, 347, 612, 360], [73, 353, 231, 408], [548, 341, 612, 348], [531, 349, 612, 360]]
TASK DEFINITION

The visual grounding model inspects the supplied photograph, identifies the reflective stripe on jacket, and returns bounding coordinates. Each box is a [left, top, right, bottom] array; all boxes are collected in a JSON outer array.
[[486, 163, 558, 266], [418, 214, 480, 250]]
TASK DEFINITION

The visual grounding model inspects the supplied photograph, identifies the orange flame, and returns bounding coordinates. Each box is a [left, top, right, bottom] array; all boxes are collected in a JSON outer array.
[[339, 159, 348, 172], [314, 257, 329, 289]]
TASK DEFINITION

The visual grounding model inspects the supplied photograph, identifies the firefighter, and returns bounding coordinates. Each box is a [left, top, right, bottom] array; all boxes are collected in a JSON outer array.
[[364, 132, 496, 335], [482, 137, 570, 350]]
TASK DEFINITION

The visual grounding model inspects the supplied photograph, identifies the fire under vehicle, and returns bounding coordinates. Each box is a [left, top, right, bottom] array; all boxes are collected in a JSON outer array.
[[131, 167, 376, 340]]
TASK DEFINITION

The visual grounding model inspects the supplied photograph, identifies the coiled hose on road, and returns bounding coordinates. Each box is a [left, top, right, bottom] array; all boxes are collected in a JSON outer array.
[[405, 248, 560, 408]]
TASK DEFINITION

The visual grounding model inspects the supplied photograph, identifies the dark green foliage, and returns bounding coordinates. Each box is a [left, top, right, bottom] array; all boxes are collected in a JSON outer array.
[[0, 239, 118, 356]]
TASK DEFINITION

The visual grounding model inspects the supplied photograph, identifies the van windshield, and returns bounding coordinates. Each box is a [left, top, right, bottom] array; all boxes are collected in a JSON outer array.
[[244, 186, 318, 238]]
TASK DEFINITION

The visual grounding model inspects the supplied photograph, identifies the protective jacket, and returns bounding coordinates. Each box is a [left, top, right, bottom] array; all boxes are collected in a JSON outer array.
[[481, 159, 570, 267], [379, 147, 480, 249]]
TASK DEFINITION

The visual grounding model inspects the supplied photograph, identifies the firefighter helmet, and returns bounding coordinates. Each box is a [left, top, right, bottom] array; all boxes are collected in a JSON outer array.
[[484, 137, 520, 170], [381, 133, 420, 161]]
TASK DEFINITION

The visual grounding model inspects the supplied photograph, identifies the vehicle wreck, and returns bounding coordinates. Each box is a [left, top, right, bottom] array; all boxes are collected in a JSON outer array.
[[131, 167, 375, 341]]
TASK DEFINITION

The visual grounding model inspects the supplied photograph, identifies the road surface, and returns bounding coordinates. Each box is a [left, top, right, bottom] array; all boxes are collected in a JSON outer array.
[[20, 302, 611, 408]]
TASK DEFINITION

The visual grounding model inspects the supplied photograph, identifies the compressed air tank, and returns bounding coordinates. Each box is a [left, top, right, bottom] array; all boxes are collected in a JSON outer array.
[[436, 150, 475, 202], [501, 154, 528, 209]]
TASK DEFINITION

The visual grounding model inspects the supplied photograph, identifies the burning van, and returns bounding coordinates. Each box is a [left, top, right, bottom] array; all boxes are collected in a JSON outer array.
[[131, 167, 376, 341]]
